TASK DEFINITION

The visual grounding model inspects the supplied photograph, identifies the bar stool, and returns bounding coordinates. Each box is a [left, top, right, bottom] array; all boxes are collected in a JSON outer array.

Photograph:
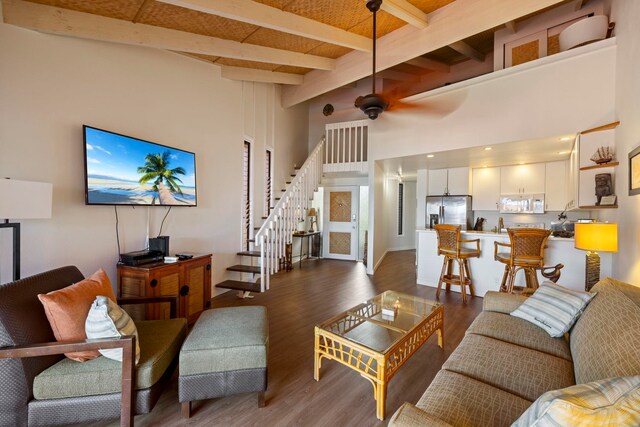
[[494, 228, 551, 295], [434, 224, 481, 304]]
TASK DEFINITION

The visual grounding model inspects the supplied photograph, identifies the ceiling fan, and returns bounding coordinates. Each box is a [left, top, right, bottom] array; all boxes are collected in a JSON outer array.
[[359, 0, 387, 120], [356, 0, 423, 120]]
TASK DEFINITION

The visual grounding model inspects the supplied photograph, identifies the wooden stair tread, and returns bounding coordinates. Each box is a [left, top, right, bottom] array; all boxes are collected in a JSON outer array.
[[237, 251, 261, 257], [226, 264, 260, 273], [215, 280, 261, 293]]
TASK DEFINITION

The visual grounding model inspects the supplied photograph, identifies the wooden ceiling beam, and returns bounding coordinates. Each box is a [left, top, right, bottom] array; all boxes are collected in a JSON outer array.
[[381, 0, 429, 29], [504, 20, 517, 34], [157, 0, 372, 52], [2, 0, 335, 70], [448, 40, 485, 62], [378, 69, 414, 81], [282, 0, 566, 107], [221, 66, 303, 85], [405, 57, 450, 73]]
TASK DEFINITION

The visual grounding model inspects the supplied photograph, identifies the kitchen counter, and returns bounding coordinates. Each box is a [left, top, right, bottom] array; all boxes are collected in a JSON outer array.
[[416, 228, 612, 296], [416, 228, 575, 240]]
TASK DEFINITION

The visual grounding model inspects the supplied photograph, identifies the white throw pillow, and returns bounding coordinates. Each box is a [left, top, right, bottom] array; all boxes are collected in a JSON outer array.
[[510, 282, 595, 338], [85, 296, 140, 364], [511, 375, 640, 427]]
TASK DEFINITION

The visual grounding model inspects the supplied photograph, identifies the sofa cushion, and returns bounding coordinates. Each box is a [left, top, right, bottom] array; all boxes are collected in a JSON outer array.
[[180, 306, 268, 376], [512, 375, 640, 427], [33, 319, 186, 399], [467, 311, 572, 361], [414, 370, 532, 427], [37, 269, 117, 362], [510, 282, 595, 338], [571, 278, 640, 384], [442, 334, 574, 401], [482, 291, 528, 314]]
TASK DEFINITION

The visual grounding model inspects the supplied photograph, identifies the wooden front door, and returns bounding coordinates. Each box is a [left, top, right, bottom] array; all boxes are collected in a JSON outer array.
[[323, 187, 359, 260]]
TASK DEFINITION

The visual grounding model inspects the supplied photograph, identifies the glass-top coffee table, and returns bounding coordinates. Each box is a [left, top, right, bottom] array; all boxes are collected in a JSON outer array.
[[314, 291, 444, 420]]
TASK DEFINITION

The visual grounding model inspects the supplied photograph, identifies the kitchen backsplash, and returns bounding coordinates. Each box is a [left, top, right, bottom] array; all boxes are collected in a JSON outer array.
[[474, 210, 592, 232]]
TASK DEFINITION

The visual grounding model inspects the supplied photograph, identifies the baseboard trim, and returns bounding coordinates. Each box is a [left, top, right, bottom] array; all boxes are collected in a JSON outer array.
[[373, 250, 389, 273], [386, 246, 416, 252]]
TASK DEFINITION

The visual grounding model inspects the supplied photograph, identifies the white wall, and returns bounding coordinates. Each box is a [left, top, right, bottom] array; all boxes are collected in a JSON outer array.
[[369, 161, 387, 272], [386, 180, 416, 250], [369, 41, 617, 161], [606, 0, 640, 284], [0, 22, 308, 290]]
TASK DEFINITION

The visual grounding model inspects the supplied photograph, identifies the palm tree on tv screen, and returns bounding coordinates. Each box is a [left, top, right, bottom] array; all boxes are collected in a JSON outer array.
[[137, 151, 186, 202]]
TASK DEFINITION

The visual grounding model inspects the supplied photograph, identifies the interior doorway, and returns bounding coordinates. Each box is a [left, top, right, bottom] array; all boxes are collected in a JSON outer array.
[[322, 186, 359, 260]]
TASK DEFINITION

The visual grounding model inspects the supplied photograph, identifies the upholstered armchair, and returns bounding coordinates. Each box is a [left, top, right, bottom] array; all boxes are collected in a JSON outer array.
[[0, 266, 187, 427]]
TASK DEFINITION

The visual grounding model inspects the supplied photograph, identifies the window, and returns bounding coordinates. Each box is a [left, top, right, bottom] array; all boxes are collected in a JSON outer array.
[[397, 182, 404, 236], [242, 141, 251, 251], [265, 149, 272, 215]]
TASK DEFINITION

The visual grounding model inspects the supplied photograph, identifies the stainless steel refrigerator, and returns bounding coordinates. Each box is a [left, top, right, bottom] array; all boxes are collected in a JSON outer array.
[[426, 195, 473, 230]]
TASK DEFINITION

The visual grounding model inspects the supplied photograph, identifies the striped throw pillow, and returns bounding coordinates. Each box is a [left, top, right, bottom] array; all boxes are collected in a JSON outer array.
[[510, 282, 595, 337], [512, 376, 640, 427], [85, 296, 140, 364]]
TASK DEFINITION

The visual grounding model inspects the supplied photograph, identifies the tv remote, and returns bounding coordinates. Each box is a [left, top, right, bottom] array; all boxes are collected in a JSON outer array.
[[176, 253, 193, 259]]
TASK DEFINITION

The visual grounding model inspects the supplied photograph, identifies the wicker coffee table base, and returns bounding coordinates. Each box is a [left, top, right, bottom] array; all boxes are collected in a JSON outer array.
[[314, 306, 444, 420]]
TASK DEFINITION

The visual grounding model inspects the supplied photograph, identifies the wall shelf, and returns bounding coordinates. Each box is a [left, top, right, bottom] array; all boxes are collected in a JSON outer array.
[[579, 161, 619, 171], [578, 205, 618, 209]]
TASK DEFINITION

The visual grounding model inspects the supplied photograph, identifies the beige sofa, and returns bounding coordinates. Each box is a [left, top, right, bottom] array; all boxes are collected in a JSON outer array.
[[389, 278, 640, 427]]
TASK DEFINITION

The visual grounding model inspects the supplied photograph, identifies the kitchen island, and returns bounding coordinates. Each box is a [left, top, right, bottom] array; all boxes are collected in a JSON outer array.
[[416, 229, 612, 296]]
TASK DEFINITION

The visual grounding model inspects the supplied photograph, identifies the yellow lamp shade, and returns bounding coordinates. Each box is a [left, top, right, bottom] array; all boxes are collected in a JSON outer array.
[[308, 208, 317, 217], [575, 223, 618, 252]]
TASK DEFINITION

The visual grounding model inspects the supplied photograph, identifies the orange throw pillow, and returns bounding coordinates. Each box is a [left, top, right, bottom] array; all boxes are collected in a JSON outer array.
[[38, 269, 117, 362]]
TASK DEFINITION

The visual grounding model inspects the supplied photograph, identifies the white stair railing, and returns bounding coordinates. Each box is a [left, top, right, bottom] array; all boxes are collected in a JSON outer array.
[[254, 137, 325, 291], [324, 120, 368, 173]]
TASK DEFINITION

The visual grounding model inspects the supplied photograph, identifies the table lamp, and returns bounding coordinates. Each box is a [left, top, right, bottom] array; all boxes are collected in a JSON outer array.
[[308, 208, 318, 232], [0, 178, 53, 282], [574, 223, 617, 291]]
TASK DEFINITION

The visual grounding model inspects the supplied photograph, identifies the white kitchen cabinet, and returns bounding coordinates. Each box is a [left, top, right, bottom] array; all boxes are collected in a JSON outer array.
[[500, 163, 546, 194], [545, 161, 568, 211], [428, 167, 470, 195], [472, 167, 501, 211], [447, 167, 471, 195], [427, 169, 448, 196]]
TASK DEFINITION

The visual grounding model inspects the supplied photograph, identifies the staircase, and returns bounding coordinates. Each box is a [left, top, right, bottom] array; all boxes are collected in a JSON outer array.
[[215, 120, 369, 298], [215, 137, 324, 297]]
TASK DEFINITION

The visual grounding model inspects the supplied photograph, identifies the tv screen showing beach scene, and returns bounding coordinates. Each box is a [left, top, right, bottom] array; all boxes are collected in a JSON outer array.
[[84, 126, 197, 206]]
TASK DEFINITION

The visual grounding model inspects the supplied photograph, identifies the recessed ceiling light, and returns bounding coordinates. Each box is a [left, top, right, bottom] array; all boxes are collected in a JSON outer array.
[[484, 147, 492, 151], [560, 137, 572, 141], [427, 154, 435, 158], [558, 151, 568, 155]]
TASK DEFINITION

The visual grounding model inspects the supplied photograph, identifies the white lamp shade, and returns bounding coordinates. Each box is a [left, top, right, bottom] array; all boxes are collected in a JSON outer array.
[[559, 15, 609, 52], [0, 179, 53, 219]]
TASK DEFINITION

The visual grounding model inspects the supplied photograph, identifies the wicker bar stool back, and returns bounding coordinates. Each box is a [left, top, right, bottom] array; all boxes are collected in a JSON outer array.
[[434, 224, 481, 304], [494, 228, 552, 294]]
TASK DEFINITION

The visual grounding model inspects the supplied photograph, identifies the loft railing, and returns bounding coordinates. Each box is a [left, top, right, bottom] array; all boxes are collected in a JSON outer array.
[[324, 120, 368, 173], [254, 137, 325, 291]]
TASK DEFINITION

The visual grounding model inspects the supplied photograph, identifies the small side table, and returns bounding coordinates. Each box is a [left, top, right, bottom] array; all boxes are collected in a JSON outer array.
[[292, 231, 321, 268]]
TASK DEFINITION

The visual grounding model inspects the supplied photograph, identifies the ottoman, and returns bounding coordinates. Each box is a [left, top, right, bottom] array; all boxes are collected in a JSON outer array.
[[178, 306, 269, 418]]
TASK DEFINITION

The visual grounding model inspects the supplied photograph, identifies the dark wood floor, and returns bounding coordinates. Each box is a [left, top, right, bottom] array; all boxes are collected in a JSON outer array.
[[101, 250, 483, 426]]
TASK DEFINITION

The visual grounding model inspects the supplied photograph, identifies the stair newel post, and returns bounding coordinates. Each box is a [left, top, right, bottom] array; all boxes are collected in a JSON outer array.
[[259, 235, 265, 292], [276, 209, 282, 271]]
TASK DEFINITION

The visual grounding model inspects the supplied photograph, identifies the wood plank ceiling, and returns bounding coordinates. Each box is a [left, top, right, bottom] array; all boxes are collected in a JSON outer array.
[[3, 0, 572, 105]]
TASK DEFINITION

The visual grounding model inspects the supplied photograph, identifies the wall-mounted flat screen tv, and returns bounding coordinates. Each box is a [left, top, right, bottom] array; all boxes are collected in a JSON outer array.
[[83, 125, 197, 206]]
